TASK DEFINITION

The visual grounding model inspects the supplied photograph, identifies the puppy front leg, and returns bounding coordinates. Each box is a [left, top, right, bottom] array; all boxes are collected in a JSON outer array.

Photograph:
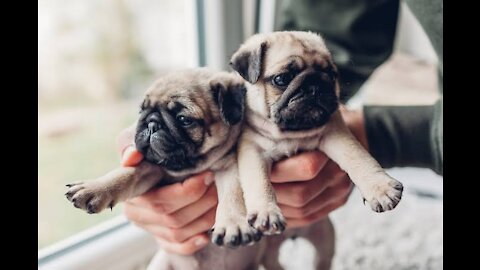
[[238, 138, 286, 235], [211, 160, 262, 248], [319, 112, 403, 212], [65, 161, 164, 213]]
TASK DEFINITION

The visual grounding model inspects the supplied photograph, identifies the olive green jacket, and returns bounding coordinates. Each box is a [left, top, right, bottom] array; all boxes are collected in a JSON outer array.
[[277, 0, 443, 175]]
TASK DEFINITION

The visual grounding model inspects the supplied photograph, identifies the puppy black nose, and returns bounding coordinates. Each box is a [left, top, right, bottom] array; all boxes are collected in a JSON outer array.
[[148, 122, 159, 134], [300, 74, 322, 94], [146, 112, 163, 133], [303, 85, 318, 95]]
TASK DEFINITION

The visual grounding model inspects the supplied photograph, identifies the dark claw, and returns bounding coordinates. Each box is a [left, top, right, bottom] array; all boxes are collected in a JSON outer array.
[[277, 220, 286, 232], [260, 218, 269, 230], [73, 200, 81, 209], [66, 182, 82, 188], [86, 197, 95, 214], [247, 214, 257, 226], [213, 234, 224, 246], [392, 183, 404, 191], [109, 202, 114, 211], [87, 204, 95, 214], [228, 235, 240, 247], [272, 222, 278, 230], [253, 230, 262, 242], [241, 233, 252, 245]]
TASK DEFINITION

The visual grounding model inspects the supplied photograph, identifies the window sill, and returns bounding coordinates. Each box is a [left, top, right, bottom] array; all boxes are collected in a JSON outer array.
[[38, 215, 157, 270]]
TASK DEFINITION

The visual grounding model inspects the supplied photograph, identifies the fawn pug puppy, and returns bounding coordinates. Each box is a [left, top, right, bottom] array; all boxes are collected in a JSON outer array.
[[66, 69, 270, 269], [228, 31, 404, 269]]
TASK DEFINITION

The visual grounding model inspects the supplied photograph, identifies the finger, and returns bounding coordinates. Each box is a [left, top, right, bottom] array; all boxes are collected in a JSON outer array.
[[279, 176, 351, 218], [129, 171, 215, 212], [155, 233, 210, 255], [141, 207, 216, 243], [274, 161, 345, 207], [286, 200, 346, 228], [124, 186, 217, 228], [271, 151, 328, 183], [116, 124, 144, 167], [116, 124, 137, 154], [121, 145, 144, 167]]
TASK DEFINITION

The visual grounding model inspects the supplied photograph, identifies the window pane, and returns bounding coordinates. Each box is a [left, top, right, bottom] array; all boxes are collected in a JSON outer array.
[[38, 0, 196, 249]]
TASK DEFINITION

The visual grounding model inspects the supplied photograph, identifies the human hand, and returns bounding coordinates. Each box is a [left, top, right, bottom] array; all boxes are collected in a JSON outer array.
[[117, 125, 217, 255], [270, 107, 367, 228]]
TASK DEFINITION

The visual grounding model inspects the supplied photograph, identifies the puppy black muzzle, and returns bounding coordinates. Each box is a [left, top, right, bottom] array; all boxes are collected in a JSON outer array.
[[273, 71, 338, 131], [135, 108, 199, 171]]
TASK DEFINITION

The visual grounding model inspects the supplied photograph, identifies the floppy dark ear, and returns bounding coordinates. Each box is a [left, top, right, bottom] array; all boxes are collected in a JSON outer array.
[[229, 42, 267, 84], [211, 80, 246, 126]]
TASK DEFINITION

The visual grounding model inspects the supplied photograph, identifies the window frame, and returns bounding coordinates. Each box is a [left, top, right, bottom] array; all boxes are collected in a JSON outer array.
[[38, 216, 158, 270]]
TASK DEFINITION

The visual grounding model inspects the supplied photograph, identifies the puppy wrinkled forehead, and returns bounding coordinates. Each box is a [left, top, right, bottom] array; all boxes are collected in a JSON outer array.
[[261, 32, 333, 74], [141, 70, 216, 120], [260, 31, 330, 55]]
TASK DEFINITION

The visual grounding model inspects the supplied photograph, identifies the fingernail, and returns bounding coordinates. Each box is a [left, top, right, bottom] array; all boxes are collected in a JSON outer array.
[[121, 145, 135, 164], [204, 173, 215, 186], [194, 237, 208, 247]]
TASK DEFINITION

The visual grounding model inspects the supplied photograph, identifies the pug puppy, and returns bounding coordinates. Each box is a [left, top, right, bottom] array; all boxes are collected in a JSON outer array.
[[229, 31, 404, 269], [65, 69, 269, 269]]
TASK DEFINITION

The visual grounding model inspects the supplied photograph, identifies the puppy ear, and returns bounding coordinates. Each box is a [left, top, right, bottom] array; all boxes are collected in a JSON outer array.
[[210, 78, 246, 126], [229, 42, 267, 84]]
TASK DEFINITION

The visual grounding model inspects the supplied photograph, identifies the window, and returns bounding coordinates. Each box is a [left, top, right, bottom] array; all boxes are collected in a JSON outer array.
[[39, 1, 442, 270], [38, 0, 198, 249]]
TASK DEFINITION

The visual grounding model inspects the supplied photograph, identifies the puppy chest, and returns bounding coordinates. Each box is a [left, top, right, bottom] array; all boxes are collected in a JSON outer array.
[[263, 138, 320, 161]]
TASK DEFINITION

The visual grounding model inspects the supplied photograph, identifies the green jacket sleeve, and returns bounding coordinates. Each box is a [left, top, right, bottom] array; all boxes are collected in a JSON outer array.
[[364, 0, 443, 175], [364, 98, 443, 175]]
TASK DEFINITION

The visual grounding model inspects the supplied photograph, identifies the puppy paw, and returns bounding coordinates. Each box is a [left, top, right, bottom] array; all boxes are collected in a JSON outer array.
[[65, 182, 116, 214], [247, 204, 286, 235], [362, 177, 403, 213], [210, 219, 262, 248]]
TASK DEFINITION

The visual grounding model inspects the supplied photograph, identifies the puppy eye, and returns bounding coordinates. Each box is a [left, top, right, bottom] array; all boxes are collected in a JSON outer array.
[[272, 73, 294, 87], [176, 115, 194, 127]]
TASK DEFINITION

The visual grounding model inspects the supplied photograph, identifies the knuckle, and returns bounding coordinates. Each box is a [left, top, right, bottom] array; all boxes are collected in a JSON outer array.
[[151, 203, 166, 214], [337, 192, 350, 206], [203, 192, 218, 207], [162, 214, 184, 229], [333, 167, 346, 179], [290, 186, 310, 207], [291, 206, 310, 218], [301, 158, 321, 178], [336, 180, 353, 195], [167, 228, 185, 243], [304, 213, 322, 224], [182, 185, 204, 201], [201, 210, 216, 228]]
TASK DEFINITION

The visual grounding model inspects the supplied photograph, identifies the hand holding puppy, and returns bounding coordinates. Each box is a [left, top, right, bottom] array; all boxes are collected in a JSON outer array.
[[119, 125, 356, 254]]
